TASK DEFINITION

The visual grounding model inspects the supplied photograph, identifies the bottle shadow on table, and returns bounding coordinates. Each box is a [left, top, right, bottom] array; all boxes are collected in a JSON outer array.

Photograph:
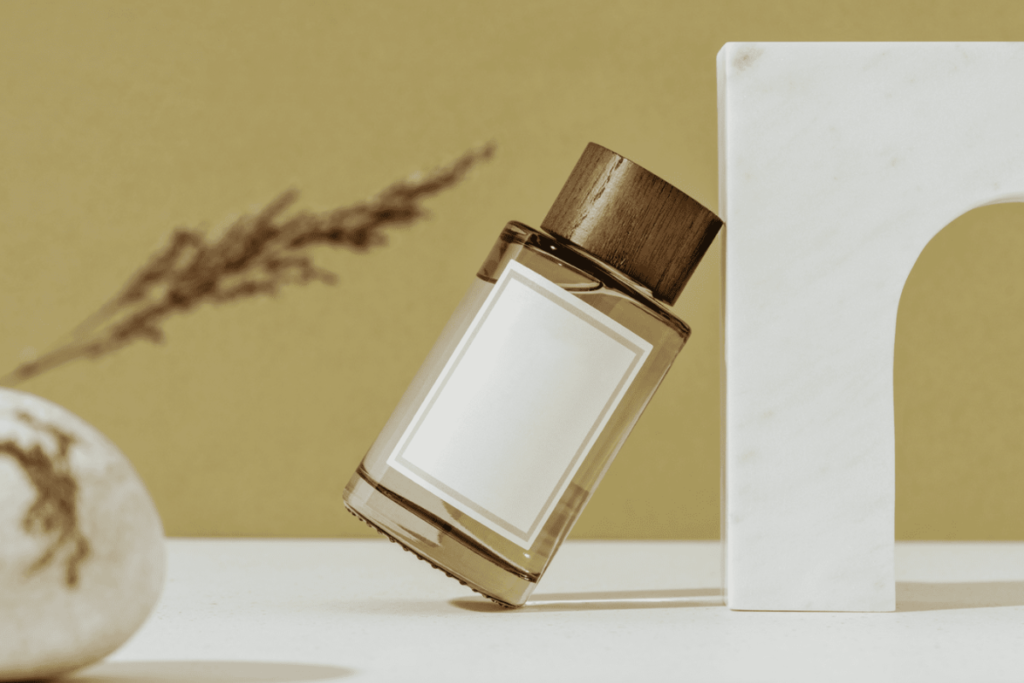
[[59, 660, 353, 682], [896, 581, 1024, 612], [451, 588, 722, 613]]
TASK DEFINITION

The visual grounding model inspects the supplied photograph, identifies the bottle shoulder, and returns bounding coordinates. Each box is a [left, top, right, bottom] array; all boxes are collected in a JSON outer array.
[[478, 222, 691, 342]]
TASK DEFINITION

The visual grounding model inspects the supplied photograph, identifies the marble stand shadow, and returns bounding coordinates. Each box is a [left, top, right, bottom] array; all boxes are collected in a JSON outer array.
[[451, 587, 722, 613]]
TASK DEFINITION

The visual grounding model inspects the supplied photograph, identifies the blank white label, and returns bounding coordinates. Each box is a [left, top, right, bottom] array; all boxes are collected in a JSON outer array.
[[387, 260, 652, 548]]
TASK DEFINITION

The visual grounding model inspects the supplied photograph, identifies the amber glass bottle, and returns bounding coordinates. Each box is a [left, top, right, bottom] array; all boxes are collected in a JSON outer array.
[[344, 143, 722, 606]]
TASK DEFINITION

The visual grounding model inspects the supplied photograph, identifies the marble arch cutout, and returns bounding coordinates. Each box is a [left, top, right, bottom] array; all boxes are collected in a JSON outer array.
[[717, 43, 1024, 611]]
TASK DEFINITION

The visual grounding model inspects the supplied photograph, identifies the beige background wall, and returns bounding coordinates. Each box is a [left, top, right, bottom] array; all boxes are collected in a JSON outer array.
[[1, 0, 1022, 539]]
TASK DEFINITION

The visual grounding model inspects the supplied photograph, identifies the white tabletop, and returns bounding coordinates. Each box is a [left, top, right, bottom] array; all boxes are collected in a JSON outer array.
[[66, 539, 1024, 682]]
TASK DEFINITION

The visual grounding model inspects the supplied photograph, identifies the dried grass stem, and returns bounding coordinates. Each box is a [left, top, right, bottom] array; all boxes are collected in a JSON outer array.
[[2, 144, 494, 385]]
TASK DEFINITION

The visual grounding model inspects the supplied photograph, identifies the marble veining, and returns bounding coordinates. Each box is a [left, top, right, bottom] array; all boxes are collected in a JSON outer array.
[[718, 42, 1024, 611]]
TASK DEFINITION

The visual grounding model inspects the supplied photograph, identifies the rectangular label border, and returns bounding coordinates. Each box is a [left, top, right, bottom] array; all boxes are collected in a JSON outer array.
[[387, 260, 652, 548]]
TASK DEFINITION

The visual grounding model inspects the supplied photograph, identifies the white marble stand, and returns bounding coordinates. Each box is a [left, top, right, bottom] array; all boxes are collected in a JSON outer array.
[[718, 43, 1024, 612]]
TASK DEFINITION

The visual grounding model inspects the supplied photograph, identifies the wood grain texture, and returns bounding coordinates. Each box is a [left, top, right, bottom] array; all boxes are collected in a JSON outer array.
[[541, 143, 722, 304]]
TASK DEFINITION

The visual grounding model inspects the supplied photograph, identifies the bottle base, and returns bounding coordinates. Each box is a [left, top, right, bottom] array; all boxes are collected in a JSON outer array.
[[343, 470, 538, 608]]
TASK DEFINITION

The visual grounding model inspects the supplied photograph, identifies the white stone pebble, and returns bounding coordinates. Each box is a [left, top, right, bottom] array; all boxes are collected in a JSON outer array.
[[0, 389, 165, 681]]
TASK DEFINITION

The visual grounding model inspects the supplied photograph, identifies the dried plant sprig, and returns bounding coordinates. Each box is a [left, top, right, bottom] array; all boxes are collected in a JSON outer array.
[[2, 144, 494, 385], [0, 412, 90, 588]]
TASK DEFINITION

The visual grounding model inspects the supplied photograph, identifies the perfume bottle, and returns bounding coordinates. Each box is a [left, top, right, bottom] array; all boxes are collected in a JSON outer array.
[[344, 143, 722, 607]]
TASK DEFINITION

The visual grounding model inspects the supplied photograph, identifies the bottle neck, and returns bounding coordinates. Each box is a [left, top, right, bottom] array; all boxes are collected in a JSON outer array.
[[507, 222, 690, 338], [520, 222, 665, 303]]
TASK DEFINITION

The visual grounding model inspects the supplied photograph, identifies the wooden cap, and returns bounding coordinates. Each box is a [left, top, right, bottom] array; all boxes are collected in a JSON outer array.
[[541, 143, 722, 304]]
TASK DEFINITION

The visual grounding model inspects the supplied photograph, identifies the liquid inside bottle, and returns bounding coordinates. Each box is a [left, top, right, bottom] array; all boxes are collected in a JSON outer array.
[[343, 221, 690, 606]]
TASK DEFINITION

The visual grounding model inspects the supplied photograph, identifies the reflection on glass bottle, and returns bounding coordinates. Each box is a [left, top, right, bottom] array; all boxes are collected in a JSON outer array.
[[344, 143, 722, 606]]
